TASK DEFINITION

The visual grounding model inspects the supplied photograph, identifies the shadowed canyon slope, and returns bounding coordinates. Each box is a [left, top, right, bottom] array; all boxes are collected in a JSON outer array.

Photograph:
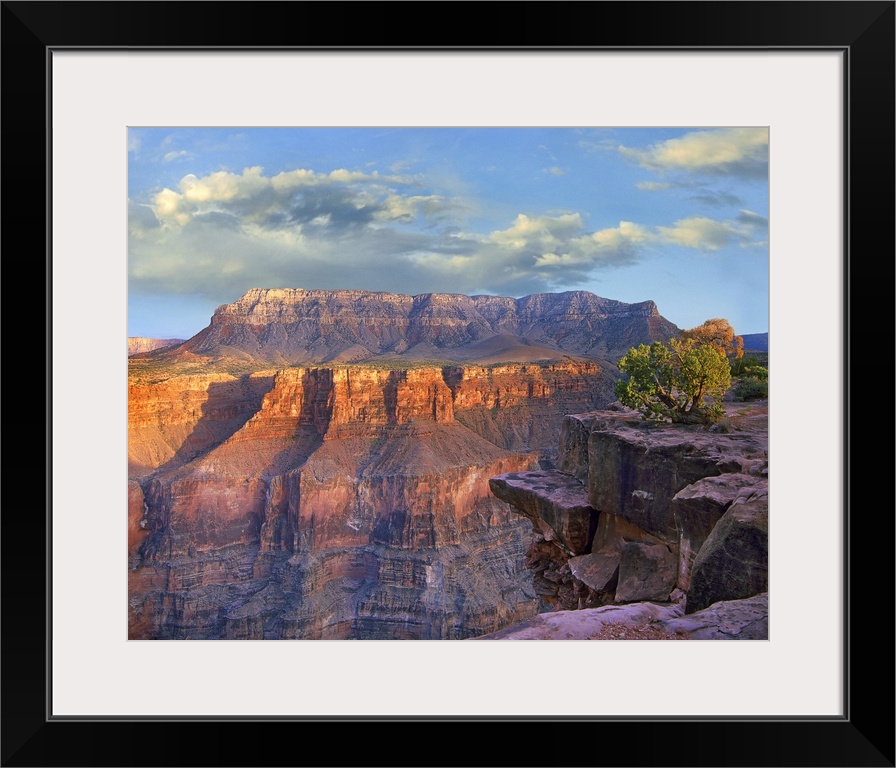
[[128, 288, 683, 640]]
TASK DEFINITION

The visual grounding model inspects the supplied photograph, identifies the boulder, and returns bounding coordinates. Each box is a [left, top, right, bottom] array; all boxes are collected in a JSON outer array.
[[615, 541, 678, 602], [672, 474, 768, 589], [568, 546, 621, 593], [686, 487, 769, 613]]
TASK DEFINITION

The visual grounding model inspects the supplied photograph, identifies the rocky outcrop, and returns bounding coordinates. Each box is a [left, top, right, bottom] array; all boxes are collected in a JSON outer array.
[[663, 592, 768, 639], [488, 470, 598, 556], [166, 287, 679, 365], [128, 361, 624, 640], [488, 401, 769, 637], [472, 592, 768, 640]]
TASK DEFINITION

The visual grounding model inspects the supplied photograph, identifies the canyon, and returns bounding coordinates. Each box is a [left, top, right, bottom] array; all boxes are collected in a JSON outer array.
[[128, 287, 767, 640], [128, 361, 616, 639]]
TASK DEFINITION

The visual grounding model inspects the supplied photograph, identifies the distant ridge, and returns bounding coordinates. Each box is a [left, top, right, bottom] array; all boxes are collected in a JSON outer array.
[[741, 333, 768, 352], [160, 288, 681, 366], [128, 337, 185, 357]]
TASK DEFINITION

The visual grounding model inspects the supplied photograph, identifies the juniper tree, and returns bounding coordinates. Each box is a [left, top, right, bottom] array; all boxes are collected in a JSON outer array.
[[615, 337, 731, 424]]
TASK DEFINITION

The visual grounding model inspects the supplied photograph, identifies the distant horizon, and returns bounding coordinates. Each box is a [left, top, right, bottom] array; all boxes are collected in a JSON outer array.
[[129, 127, 769, 339]]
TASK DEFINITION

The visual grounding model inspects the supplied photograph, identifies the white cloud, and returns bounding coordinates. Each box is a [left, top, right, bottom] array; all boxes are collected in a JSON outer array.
[[592, 220, 651, 246], [149, 166, 420, 229], [619, 127, 768, 179], [375, 194, 455, 223], [656, 211, 767, 250], [657, 217, 738, 250], [488, 213, 583, 248]]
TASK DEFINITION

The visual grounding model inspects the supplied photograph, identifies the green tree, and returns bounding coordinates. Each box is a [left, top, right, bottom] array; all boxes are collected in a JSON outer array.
[[615, 337, 732, 424]]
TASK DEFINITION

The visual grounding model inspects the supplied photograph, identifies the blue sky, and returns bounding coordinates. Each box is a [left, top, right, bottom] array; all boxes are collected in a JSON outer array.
[[128, 127, 768, 340]]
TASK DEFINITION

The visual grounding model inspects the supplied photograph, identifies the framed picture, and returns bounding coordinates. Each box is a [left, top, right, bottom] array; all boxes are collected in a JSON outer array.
[[7, 1, 893, 765]]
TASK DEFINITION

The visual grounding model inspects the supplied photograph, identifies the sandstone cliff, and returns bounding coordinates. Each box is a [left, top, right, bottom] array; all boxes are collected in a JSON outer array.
[[486, 401, 769, 639], [165, 287, 679, 365], [128, 360, 617, 639]]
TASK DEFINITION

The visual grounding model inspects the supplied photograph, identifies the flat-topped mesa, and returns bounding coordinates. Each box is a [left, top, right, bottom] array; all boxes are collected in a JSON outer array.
[[174, 287, 680, 364], [211, 288, 661, 325]]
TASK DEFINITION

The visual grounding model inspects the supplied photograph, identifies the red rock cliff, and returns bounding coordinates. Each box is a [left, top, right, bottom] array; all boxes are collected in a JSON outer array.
[[128, 361, 616, 639]]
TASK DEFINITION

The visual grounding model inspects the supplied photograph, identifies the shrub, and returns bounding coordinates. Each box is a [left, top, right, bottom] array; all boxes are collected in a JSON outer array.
[[733, 376, 768, 401], [731, 357, 768, 379]]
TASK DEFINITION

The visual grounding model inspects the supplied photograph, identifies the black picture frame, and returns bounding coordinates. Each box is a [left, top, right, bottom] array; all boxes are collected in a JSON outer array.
[[4, 2, 893, 766]]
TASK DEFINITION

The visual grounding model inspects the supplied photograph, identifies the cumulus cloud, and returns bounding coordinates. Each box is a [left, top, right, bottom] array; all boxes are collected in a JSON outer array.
[[147, 166, 429, 231], [656, 210, 767, 250], [128, 200, 159, 239], [619, 127, 768, 179], [410, 215, 650, 296], [130, 163, 767, 305], [488, 213, 584, 248]]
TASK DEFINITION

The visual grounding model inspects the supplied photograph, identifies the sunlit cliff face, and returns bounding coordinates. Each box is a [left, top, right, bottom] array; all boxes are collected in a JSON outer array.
[[127, 360, 616, 640]]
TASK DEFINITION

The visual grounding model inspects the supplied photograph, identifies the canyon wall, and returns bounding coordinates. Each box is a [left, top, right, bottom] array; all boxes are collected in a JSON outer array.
[[128, 361, 616, 639]]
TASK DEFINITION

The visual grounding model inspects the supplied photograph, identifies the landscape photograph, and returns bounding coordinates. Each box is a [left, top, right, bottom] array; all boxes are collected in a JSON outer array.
[[127, 126, 770, 641]]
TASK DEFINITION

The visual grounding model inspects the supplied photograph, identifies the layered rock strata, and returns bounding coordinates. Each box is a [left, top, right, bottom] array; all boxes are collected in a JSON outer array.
[[489, 403, 769, 636], [128, 361, 616, 639], [167, 288, 679, 365]]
